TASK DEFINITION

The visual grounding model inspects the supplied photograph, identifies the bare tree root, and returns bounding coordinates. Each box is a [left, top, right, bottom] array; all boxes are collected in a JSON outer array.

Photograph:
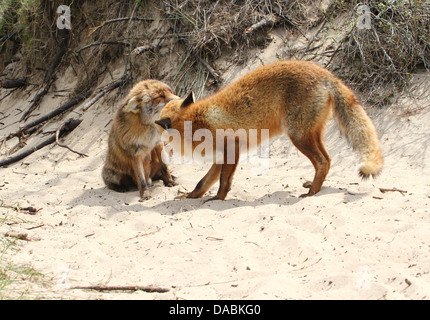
[[55, 119, 88, 157], [5, 90, 93, 142], [20, 29, 70, 121], [0, 119, 83, 167]]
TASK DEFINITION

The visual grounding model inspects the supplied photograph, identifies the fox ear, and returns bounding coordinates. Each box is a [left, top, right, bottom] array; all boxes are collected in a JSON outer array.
[[155, 118, 171, 130], [123, 96, 140, 113], [181, 91, 194, 108]]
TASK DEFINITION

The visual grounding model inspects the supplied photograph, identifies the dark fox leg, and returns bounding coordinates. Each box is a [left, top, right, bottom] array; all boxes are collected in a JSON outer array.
[[289, 126, 331, 197]]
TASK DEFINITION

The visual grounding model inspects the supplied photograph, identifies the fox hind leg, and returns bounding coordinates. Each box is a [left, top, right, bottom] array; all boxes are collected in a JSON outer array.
[[102, 168, 135, 193], [209, 161, 239, 201], [289, 126, 331, 197]]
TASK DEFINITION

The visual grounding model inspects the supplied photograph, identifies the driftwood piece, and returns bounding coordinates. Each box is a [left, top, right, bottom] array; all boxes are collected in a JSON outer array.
[[4, 231, 29, 241], [0, 118, 82, 167], [131, 45, 155, 56], [3, 57, 20, 67]]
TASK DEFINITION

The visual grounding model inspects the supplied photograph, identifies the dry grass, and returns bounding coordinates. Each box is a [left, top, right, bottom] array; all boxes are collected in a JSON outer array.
[[165, 0, 326, 59], [163, 0, 326, 96], [2, 0, 428, 106], [334, 0, 430, 106]]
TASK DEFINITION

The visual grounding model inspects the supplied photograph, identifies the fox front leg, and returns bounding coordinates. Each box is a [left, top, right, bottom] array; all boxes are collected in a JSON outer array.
[[132, 156, 151, 201], [174, 164, 222, 200]]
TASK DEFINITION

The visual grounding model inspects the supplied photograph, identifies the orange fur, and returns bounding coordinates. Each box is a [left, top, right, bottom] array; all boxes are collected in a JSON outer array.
[[157, 60, 383, 200]]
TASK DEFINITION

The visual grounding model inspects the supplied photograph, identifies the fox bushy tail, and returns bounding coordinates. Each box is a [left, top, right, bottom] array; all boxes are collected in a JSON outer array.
[[332, 81, 383, 179]]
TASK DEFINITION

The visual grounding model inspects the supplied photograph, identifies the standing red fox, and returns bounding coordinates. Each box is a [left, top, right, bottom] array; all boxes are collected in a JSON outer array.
[[156, 60, 383, 201], [102, 79, 178, 201]]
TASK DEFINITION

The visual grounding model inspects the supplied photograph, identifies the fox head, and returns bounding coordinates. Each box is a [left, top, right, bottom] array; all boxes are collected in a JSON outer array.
[[121, 80, 179, 124], [155, 91, 195, 131]]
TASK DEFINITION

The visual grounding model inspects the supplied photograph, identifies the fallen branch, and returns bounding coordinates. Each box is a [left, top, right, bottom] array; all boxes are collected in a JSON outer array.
[[0, 118, 82, 167], [44, 31, 69, 83], [26, 224, 44, 230], [3, 57, 20, 67], [70, 285, 169, 293], [325, 29, 352, 68], [19, 206, 39, 215], [0, 87, 18, 102]]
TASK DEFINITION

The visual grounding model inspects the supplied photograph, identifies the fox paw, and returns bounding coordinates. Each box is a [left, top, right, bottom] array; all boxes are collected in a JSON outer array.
[[139, 191, 151, 202], [165, 180, 178, 187], [202, 196, 222, 203], [302, 181, 313, 189], [174, 191, 189, 199]]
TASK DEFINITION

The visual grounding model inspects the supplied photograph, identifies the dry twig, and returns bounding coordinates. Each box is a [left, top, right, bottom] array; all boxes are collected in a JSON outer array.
[[379, 188, 407, 195], [299, 7, 335, 60], [71, 285, 169, 293]]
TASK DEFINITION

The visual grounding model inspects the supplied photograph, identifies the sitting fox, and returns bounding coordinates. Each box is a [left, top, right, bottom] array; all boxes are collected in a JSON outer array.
[[155, 60, 383, 201], [102, 79, 178, 201]]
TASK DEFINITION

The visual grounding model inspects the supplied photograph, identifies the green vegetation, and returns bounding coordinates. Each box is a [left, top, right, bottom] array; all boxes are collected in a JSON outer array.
[[0, 0, 40, 41], [0, 201, 49, 299]]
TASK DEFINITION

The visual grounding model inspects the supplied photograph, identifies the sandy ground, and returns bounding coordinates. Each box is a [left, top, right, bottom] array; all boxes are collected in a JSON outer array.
[[1, 33, 429, 299]]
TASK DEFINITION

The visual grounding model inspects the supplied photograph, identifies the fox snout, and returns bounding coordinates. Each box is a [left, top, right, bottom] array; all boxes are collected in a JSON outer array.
[[155, 117, 171, 130]]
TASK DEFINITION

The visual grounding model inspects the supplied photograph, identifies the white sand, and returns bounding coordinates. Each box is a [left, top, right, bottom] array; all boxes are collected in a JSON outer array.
[[1, 35, 429, 299]]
